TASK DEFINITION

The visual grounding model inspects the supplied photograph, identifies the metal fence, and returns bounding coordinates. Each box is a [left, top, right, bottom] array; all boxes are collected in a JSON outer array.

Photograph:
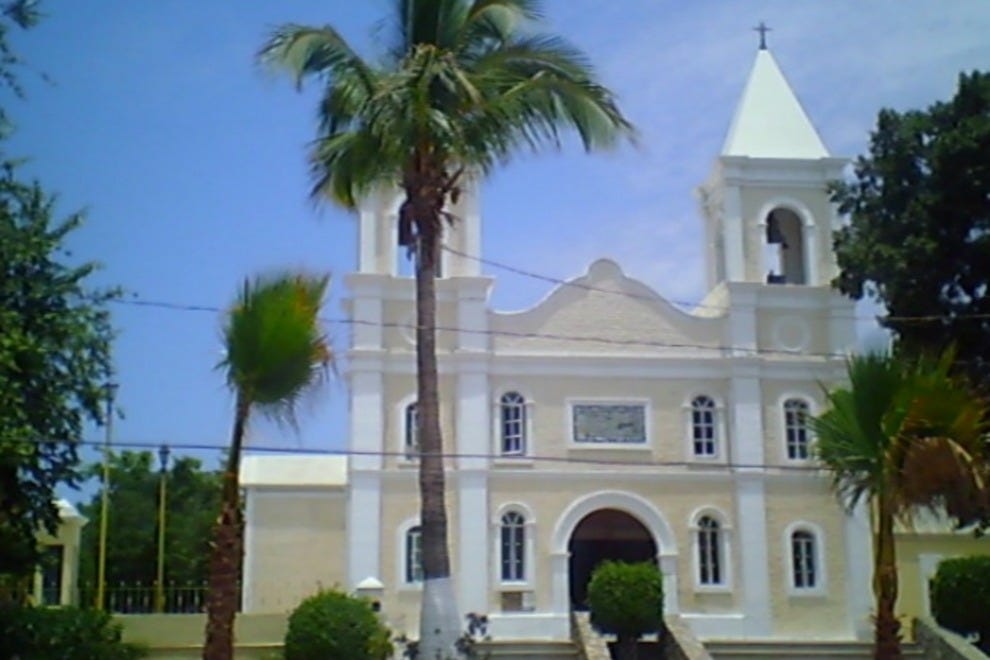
[[76, 582, 240, 614]]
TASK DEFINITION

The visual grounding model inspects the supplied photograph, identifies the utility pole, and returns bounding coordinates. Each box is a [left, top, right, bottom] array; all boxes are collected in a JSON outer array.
[[95, 381, 117, 610], [155, 444, 170, 613]]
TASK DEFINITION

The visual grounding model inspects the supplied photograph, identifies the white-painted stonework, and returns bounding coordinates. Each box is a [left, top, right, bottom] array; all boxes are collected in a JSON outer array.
[[240, 46, 872, 643]]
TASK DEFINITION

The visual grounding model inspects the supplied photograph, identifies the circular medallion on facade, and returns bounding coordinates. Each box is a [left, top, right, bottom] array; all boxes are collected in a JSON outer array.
[[772, 316, 810, 352]]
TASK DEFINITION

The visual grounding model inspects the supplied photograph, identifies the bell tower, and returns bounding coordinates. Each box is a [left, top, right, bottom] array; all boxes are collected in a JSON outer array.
[[698, 40, 847, 291], [354, 180, 483, 278]]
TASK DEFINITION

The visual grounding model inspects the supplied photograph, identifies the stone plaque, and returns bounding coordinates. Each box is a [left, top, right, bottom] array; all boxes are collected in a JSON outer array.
[[572, 404, 646, 445]]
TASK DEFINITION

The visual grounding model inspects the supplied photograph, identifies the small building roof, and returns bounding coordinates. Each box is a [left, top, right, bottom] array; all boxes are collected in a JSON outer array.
[[240, 454, 348, 488], [721, 48, 829, 159]]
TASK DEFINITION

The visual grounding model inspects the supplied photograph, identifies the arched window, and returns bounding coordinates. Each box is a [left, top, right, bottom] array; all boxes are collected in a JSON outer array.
[[500, 392, 526, 455], [791, 530, 817, 589], [691, 396, 717, 457], [697, 516, 722, 585], [405, 526, 423, 583], [500, 511, 526, 582], [404, 402, 419, 459], [783, 398, 810, 460]]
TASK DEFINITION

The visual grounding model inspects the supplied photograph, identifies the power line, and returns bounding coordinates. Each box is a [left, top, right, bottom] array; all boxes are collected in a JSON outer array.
[[108, 295, 854, 360], [441, 245, 990, 324], [53, 436, 828, 474]]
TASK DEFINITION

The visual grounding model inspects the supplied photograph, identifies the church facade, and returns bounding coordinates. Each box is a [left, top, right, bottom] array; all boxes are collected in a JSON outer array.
[[240, 46, 874, 643]]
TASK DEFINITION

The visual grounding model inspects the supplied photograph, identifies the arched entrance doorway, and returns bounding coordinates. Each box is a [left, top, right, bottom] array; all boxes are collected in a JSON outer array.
[[567, 508, 657, 609]]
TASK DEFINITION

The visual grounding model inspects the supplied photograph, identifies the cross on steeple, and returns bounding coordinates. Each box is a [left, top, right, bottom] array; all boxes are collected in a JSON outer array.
[[753, 21, 771, 50]]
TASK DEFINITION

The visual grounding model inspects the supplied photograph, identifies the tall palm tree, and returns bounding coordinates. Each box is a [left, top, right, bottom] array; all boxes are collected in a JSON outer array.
[[812, 351, 989, 660], [202, 273, 331, 660], [260, 2, 633, 655]]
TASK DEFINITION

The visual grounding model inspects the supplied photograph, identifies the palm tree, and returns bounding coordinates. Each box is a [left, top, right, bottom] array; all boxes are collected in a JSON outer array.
[[260, 2, 633, 655], [812, 351, 989, 660], [202, 273, 331, 660]]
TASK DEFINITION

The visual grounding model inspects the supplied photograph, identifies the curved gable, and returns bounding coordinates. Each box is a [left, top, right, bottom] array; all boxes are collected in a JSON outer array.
[[490, 259, 723, 355]]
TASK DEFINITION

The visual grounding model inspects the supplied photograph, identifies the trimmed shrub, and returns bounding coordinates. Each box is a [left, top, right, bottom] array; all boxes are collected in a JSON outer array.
[[284, 589, 392, 660], [587, 560, 663, 660], [930, 555, 990, 653], [0, 605, 146, 659]]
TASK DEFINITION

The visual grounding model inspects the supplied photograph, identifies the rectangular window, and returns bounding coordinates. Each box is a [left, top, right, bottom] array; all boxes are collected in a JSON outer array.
[[792, 533, 816, 589], [40, 545, 64, 605], [500, 519, 525, 582], [406, 528, 423, 583], [572, 404, 647, 445]]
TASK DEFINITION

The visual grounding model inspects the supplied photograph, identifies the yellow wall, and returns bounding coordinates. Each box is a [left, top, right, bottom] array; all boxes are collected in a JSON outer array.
[[895, 532, 990, 624], [247, 490, 347, 613]]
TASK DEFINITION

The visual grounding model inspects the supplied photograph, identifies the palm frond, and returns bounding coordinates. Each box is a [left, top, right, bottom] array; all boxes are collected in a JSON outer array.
[[459, 0, 543, 51], [219, 273, 332, 429], [813, 350, 990, 525], [259, 24, 375, 92]]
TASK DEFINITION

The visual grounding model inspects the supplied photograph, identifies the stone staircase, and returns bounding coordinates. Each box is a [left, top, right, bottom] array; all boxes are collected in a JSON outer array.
[[476, 639, 580, 658], [706, 640, 925, 659]]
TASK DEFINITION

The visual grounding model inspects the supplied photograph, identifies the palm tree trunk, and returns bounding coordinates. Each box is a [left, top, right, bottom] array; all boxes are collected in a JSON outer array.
[[203, 394, 249, 660], [872, 498, 901, 660], [413, 201, 462, 659]]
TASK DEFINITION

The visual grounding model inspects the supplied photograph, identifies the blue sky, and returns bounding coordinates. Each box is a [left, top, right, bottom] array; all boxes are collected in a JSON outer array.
[[7, 1, 989, 473]]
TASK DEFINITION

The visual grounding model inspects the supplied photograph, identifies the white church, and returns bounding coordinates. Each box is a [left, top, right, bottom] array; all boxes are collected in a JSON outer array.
[[238, 43, 873, 643]]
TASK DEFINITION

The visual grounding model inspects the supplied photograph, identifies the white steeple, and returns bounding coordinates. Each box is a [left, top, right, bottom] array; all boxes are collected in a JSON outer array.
[[699, 38, 848, 291], [721, 48, 829, 159]]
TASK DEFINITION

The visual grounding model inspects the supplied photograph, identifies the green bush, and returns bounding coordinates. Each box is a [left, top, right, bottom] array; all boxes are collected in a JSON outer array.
[[284, 589, 392, 660], [587, 560, 663, 660], [0, 605, 146, 659], [930, 555, 990, 653]]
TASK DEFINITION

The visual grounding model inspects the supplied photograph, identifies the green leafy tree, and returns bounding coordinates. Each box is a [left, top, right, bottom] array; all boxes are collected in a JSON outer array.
[[0, 0, 44, 134], [930, 556, 990, 654], [76, 451, 222, 591], [203, 273, 331, 660], [259, 2, 633, 654], [0, 0, 117, 583], [830, 71, 990, 381], [0, 164, 117, 577], [586, 561, 663, 660], [812, 351, 990, 660]]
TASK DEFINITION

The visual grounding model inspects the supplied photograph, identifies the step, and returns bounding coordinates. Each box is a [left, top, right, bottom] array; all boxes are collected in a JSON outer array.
[[476, 639, 580, 659], [707, 640, 924, 659]]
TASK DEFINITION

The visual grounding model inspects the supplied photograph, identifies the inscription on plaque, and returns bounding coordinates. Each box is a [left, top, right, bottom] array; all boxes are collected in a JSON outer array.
[[572, 404, 646, 445]]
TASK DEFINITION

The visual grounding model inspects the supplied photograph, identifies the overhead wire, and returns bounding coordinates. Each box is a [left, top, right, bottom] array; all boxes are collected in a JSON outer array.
[[44, 436, 827, 473], [440, 245, 990, 324], [109, 296, 855, 360]]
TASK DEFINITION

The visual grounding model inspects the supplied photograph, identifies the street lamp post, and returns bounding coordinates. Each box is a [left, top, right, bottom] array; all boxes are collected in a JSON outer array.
[[154, 444, 170, 613], [95, 382, 117, 610]]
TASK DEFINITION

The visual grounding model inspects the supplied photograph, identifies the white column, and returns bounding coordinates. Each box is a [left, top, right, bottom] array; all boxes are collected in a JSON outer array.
[[722, 185, 746, 282], [659, 555, 680, 614], [726, 287, 758, 359], [357, 205, 379, 273], [448, 181, 482, 277], [456, 283, 491, 353], [458, 471, 489, 614], [736, 474, 772, 638], [348, 370, 384, 588], [844, 500, 873, 640], [456, 370, 490, 612], [550, 552, 570, 614], [348, 472, 382, 590], [803, 223, 819, 285], [351, 297, 383, 350], [351, 371, 384, 471], [729, 369, 763, 467]]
